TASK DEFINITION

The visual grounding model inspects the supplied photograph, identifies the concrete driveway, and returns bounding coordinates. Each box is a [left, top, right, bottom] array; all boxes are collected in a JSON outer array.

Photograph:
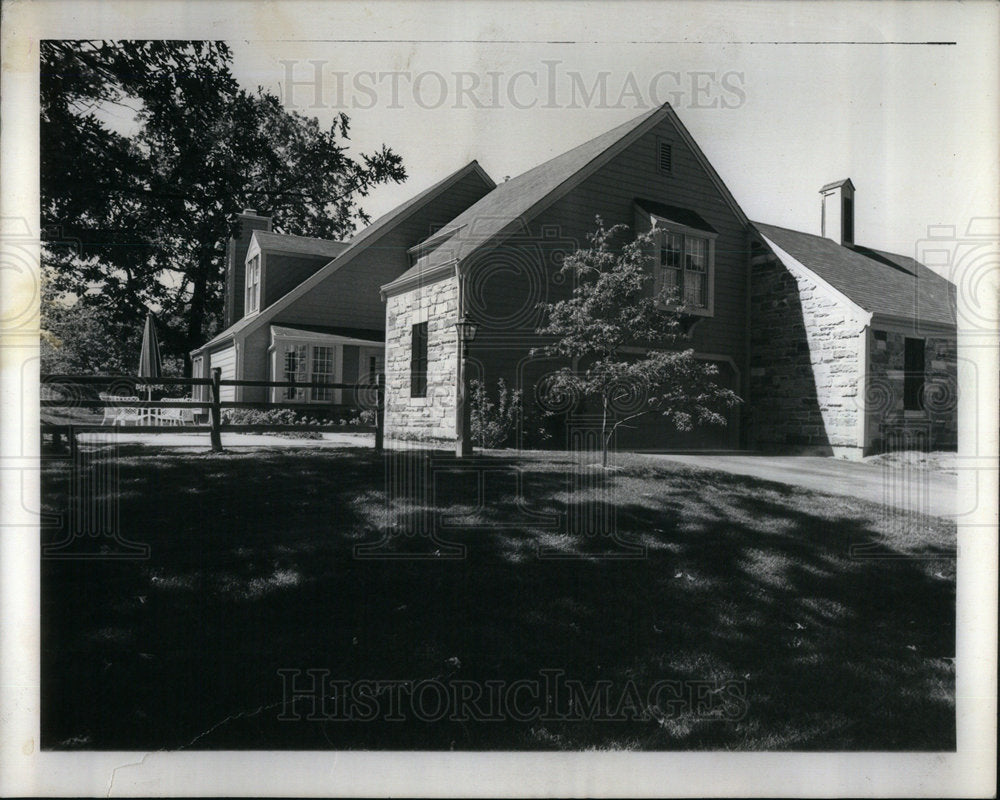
[[644, 454, 957, 518]]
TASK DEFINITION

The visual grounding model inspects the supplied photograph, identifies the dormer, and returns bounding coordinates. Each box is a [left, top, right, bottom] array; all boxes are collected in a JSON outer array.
[[819, 178, 855, 247], [242, 230, 350, 318]]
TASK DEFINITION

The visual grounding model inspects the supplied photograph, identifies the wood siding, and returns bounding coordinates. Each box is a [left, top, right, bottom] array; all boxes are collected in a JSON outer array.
[[461, 115, 750, 450], [262, 252, 330, 310], [274, 170, 495, 333], [209, 346, 236, 402]]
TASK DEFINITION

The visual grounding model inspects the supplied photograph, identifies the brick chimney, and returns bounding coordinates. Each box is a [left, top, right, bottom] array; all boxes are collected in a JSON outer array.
[[819, 179, 855, 247], [223, 209, 272, 328]]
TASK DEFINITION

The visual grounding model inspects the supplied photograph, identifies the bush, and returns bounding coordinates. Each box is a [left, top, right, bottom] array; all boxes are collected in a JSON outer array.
[[470, 378, 522, 449], [221, 407, 322, 439]]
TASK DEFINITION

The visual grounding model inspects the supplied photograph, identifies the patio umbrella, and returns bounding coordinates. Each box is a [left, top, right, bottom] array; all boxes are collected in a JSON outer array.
[[137, 311, 162, 401]]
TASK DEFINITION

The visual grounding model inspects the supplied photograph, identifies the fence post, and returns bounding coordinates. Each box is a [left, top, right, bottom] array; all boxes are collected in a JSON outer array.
[[210, 368, 223, 453], [375, 372, 385, 453]]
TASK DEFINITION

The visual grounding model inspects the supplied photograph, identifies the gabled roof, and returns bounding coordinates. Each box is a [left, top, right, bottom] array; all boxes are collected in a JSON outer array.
[[753, 221, 956, 327], [193, 160, 495, 354], [251, 230, 349, 259], [383, 103, 750, 294]]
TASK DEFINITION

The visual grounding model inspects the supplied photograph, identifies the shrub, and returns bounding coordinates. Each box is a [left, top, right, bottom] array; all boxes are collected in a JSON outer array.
[[470, 378, 522, 449], [221, 407, 321, 439]]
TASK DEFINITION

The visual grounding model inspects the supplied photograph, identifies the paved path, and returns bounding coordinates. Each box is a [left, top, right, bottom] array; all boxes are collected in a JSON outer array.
[[643, 454, 957, 518]]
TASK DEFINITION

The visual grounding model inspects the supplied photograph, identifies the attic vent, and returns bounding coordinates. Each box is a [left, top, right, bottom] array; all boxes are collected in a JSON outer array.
[[658, 141, 672, 174]]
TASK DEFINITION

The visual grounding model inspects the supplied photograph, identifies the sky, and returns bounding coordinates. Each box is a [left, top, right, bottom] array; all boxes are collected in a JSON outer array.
[[162, 0, 1000, 266], [22, 0, 1000, 265]]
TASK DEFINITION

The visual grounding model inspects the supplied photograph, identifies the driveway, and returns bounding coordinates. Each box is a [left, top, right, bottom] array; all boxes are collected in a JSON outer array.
[[644, 454, 957, 518]]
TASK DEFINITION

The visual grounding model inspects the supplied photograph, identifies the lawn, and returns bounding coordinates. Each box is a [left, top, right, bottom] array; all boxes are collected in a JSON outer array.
[[40, 445, 956, 750]]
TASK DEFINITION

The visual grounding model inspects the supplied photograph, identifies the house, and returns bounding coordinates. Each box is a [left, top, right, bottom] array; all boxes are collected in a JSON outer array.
[[189, 161, 496, 407], [192, 103, 957, 456], [379, 104, 956, 456]]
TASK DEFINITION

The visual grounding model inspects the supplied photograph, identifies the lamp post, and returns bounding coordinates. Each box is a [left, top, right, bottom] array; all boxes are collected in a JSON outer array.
[[454, 316, 478, 457]]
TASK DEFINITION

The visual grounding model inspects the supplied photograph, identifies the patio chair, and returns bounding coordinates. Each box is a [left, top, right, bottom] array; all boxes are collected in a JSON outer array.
[[177, 397, 198, 425], [116, 397, 141, 426], [98, 392, 119, 426]]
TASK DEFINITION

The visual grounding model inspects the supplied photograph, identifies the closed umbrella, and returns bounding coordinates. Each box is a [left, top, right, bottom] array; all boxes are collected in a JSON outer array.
[[138, 311, 162, 402]]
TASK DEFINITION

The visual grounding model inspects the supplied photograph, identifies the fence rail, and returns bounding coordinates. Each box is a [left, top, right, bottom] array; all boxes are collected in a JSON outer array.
[[40, 369, 386, 453]]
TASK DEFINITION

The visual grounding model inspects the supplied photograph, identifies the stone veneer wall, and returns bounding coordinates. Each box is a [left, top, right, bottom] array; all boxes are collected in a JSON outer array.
[[749, 257, 864, 453], [383, 276, 460, 443], [866, 331, 958, 451]]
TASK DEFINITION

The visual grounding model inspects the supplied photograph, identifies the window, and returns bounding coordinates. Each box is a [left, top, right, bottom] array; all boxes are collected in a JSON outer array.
[[658, 140, 672, 174], [311, 346, 334, 402], [410, 322, 428, 398], [657, 229, 711, 311], [903, 337, 925, 412], [283, 344, 307, 400], [245, 254, 260, 315]]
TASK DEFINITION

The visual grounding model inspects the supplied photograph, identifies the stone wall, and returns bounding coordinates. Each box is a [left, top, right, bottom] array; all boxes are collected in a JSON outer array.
[[866, 330, 958, 451], [384, 276, 460, 443], [749, 256, 864, 454]]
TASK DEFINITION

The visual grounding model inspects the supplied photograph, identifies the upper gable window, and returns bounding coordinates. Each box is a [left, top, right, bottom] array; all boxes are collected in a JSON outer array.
[[654, 226, 715, 316], [245, 254, 261, 315], [657, 140, 672, 175]]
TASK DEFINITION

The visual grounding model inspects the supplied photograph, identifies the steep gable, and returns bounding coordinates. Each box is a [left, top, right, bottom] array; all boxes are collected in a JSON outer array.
[[385, 103, 749, 294], [193, 161, 495, 354]]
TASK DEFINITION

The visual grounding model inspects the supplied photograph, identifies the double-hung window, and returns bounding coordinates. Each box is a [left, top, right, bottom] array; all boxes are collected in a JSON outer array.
[[283, 344, 307, 400], [656, 228, 713, 314], [245, 254, 261, 315], [311, 346, 335, 402]]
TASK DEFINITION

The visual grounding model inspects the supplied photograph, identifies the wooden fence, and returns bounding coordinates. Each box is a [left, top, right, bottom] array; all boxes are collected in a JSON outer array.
[[40, 369, 386, 453]]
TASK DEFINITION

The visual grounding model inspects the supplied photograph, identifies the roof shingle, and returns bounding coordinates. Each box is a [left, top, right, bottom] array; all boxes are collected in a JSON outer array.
[[754, 221, 956, 327]]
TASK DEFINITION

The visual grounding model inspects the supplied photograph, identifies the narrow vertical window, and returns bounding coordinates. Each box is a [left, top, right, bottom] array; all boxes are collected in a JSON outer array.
[[683, 237, 707, 307], [245, 254, 260, 314], [903, 337, 925, 411], [311, 346, 334, 402], [410, 322, 428, 398], [283, 344, 307, 400]]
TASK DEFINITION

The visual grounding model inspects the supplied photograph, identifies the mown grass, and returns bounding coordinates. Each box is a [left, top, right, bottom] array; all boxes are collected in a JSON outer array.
[[41, 446, 955, 750]]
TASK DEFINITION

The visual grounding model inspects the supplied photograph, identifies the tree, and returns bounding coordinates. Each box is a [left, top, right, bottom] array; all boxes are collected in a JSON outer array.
[[532, 219, 740, 467], [41, 40, 406, 369], [40, 267, 183, 377]]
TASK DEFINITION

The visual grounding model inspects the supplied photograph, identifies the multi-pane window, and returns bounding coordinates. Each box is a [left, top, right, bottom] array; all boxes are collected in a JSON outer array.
[[657, 229, 709, 310], [903, 337, 925, 411], [411, 322, 428, 398], [311, 346, 334, 401], [245, 254, 261, 314], [283, 344, 307, 400]]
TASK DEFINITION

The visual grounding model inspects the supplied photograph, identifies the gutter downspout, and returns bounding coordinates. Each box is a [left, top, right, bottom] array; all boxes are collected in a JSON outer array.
[[455, 260, 464, 439]]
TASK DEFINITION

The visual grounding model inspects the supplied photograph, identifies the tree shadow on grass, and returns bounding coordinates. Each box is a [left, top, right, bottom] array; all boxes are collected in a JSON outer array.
[[40, 447, 955, 751]]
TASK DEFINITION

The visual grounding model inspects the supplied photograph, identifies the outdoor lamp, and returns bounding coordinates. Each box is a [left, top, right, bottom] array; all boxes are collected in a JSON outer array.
[[454, 317, 478, 345]]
